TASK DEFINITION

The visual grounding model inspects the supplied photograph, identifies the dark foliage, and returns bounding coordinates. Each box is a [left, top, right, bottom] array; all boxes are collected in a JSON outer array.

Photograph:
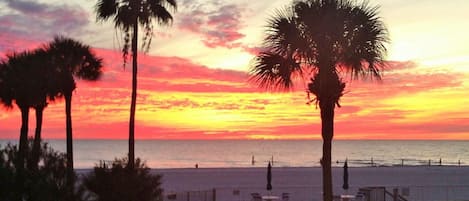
[[0, 140, 79, 201], [83, 158, 163, 201]]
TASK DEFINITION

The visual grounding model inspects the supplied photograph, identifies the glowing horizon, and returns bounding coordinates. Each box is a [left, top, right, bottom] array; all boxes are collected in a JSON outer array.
[[0, 0, 468, 140]]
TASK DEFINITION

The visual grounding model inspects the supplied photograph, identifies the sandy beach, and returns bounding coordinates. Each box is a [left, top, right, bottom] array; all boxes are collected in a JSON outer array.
[[127, 166, 469, 201]]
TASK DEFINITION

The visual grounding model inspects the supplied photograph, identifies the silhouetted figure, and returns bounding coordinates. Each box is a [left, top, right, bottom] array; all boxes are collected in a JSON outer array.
[[267, 162, 272, 191], [342, 159, 349, 191], [195, 163, 198, 169], [252, 155, 255, 165], [439, 158, 442, 166]]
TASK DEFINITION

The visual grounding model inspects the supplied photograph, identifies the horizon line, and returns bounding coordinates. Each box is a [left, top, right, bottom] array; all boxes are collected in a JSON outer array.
[[2, 138, 469, 141]]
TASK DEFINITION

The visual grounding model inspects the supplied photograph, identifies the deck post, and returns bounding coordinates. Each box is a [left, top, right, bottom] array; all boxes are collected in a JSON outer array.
[[212, 188, 216, 201], [393, 188, 398, 201]]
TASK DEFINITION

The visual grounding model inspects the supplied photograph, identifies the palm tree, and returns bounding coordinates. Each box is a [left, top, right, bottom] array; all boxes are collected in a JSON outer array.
[[250, 1, 388, 201], [1, 48, 62, 171], [45, 36, 103, 188], [0, 49, 52, 197], [95, 0, 176, 169], [1, 51, 46, 168], [28, 49, 54, 170]]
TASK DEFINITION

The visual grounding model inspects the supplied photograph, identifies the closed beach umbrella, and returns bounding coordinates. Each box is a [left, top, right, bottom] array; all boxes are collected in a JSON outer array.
[[267, 162, 272, 191], [343, 160, 349, 190]]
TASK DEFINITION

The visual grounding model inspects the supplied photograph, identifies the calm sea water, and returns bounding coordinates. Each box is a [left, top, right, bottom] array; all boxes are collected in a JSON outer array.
[[1, 140, 469, 169]]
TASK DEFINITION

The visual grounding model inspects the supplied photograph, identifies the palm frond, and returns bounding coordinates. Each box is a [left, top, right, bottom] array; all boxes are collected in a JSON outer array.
[[148, 4, 174, 25], [77, 55, 103, 81], [338, 1, 388, 79], [114, 4, 134, 29], [148, 0, 177, 12], [95, 0, 176, 64], [95, 0, 118, 22], [249, 52, 303, 91], [252, 0, 388, 95], [0, 60, 14, 108], [1, 50, 51, 108], [265, 7, 312, 58], [46, 36, 104, 81]]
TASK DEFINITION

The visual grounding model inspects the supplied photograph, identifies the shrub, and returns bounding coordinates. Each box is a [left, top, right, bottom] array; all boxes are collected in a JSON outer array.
[[0, 144, 15, 201], [0, 140, 76, 201], [83, 158, 163, 201]]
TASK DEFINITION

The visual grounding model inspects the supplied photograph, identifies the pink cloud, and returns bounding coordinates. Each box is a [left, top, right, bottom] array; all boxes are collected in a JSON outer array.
[[177, 4, 246, 49], [345, 69, 464, 100], [242, 46, 267, 55], [89, 49, 256, 93]]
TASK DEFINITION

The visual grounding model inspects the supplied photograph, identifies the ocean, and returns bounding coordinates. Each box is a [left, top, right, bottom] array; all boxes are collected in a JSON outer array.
[[1, 139, 469, 169]]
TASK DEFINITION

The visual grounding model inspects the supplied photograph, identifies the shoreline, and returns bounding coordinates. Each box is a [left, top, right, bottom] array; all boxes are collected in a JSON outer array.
[[75, 164, 469, 172]]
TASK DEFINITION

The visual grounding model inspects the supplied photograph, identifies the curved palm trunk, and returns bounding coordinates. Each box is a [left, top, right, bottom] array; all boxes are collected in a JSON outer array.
[[65, 92, 74, 191], [128, 17, 138, 169], [320, 101, 334, 201], [31, 105, 44, 170]]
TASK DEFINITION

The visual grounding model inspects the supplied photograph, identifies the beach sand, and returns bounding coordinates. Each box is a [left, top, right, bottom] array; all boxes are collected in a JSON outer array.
[[140, 166, 469, 201]]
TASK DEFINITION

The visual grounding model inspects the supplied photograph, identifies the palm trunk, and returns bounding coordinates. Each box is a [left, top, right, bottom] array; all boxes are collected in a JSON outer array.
[[128, 17, 138, 169], [316, 51, 338, 201], [18, 106, 29, 168], [17, 106, 29, 201], [31, 105, 44, 170], [320, 101, 334, 201], [65, 92, 74, 192]]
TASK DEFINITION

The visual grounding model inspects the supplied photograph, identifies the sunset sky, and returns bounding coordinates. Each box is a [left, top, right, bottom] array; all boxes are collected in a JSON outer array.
[[0, 0, 468, 140]]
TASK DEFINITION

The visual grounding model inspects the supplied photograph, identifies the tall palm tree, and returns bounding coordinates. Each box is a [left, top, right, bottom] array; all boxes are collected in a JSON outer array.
[[95, 0, 176, 169], [29, 48, 69, 171], [250, 1, 388, 201], [45, 36, 103, 188]]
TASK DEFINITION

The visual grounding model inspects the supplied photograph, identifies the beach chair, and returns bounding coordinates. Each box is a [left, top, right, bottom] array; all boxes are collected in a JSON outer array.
[[281, 193, 289, 201], [251, 193, 262, 201], [355, 191, 365, 201]]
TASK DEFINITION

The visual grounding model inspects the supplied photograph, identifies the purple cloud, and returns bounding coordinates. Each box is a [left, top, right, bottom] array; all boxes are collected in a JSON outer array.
[[7, 0, 48, 15], [177, 3, 246, 49], [0, 0, 90, 53]]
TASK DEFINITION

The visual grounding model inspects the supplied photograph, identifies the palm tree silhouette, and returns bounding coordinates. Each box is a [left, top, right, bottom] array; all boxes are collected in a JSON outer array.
[[0, 49, 54, 195], [28, 49, 58, 170], [95, 0, 176, 168], [45, 36, 103, 188], [250, 1, 388, 201]]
